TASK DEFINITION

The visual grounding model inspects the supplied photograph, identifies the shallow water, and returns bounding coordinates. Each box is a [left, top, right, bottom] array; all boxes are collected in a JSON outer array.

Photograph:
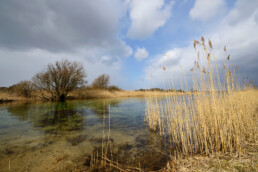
[[0, 98, 170, 171]]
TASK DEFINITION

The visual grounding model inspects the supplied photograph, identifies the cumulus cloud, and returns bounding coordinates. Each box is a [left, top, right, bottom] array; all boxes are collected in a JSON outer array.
[[134, 47, 149, 60], [189, 0, 226, 21], [0, 0, 132, 61], [223, 0, 258, 25], [127, 0, 174, 39], [0, 0, 124, 51], [144, 47, 194, 89], [146, 0, 258, 88], [0, 0, 133, 87]]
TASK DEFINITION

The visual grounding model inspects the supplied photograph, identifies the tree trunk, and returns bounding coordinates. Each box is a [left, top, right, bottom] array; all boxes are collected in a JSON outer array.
[[58, 94, 66, 102]]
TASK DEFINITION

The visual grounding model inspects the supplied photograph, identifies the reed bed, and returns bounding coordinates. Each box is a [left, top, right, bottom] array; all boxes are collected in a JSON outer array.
[[145, 37, 258, 166]]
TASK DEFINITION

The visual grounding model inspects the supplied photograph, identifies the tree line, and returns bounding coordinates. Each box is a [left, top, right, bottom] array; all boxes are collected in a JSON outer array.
[[3, 59, 121, 101]]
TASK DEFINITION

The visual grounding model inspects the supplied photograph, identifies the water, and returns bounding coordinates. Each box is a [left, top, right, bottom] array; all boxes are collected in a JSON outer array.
[[0, 98, 170, 171]]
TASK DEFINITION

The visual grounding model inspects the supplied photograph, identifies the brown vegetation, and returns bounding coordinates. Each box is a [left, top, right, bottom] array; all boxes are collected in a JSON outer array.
[[32, 59, 86, 101], [9, 80, 34, 97], [0, 91, 25, 103], [0, 88, 191, 104], [91, 74, 110, 89], [69, 89, 189, 100], [0, 82, 35, 103], [145, 37, 258, 171], [1, 58, 192, 103]]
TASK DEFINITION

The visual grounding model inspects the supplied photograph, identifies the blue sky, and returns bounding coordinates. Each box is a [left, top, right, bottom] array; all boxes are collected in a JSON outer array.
[[0, 0, 257, 90]]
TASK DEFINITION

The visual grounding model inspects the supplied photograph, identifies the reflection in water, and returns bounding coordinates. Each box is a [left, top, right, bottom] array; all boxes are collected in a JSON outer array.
[[6, 99, 122, 134], [0, 98, 171, 171], [37, 105, 84, 134], [7, 102, 85, 134], [86, 99, 120, 118]]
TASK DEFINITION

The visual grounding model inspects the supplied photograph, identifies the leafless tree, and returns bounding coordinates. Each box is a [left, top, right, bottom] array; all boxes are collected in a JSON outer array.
[[92, 74, 110, 89], [33, 59, 86, 101]]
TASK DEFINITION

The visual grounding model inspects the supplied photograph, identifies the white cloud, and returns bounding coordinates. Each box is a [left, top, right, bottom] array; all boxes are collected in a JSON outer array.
[[146, 0, 258, 88], [223, 0, 258, 25], [0, 0, 129, 54], [0, 0, 133, 63], [144, 47, 194, 89], [189, 0, 226, 21], [0, 0, 133, 87], [127, 0, 174, 39], [134, 47, 149, 60], [0, 48, 125, 87]]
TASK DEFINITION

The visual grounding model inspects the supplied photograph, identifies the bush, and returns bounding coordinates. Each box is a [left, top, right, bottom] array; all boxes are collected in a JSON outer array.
[[108, 85, 121, 91], [92, 74, 110, 89], [33, 59, 87, 101], [9, 81, 33, 97]]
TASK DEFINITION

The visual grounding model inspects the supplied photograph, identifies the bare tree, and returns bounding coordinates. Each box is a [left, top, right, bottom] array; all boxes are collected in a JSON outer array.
[[92, 74, 110, 89], [33, 59, 86, 101]]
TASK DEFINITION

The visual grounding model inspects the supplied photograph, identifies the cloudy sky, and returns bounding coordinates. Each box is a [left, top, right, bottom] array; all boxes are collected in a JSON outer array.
[[0, 0, 257, 90]]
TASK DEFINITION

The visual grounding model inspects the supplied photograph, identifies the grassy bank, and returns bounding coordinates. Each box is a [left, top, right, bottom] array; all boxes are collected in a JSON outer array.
[[68, 89, 190, 99], [0, 89, 191, 103], [0, 91, 27, 103]]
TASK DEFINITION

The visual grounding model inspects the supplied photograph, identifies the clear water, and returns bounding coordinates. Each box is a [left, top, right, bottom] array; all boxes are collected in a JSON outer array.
[[0, 98, 170, 171]]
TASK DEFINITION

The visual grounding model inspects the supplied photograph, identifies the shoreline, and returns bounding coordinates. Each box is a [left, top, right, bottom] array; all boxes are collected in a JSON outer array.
[[0, 90, 193, 104]]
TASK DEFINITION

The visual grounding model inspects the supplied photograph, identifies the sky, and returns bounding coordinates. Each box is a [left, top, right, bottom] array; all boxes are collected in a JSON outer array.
[[0, 0, 257, 90]]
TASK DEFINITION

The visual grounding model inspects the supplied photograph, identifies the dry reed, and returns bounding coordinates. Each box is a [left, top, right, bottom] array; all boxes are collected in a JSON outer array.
[[145, 37, 258, 168]]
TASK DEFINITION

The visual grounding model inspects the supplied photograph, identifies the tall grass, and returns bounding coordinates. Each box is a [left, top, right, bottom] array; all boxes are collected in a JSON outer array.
[[145, 37, 257, 159], [0, 91, 27, 102]]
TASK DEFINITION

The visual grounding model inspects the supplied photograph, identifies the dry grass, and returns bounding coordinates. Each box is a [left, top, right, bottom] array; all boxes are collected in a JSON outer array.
[[165, 149, 257, 172], [69, 89, 190, 99], [0, 89, 190, 103], [145, 37, 258, 171], [0, 91, 25, 102]]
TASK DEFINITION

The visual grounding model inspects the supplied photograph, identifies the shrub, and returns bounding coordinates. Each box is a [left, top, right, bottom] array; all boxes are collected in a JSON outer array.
[[33, 59, 87, 101], [108, 85, 121, 91], [92, 74, 110, 89], [9, 80, 33, 97]]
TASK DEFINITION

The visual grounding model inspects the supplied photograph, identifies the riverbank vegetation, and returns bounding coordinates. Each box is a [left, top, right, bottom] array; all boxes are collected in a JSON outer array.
[[144, 37, 258, 171], [0, 62, 192, 102], [0, 87, 190, 103]]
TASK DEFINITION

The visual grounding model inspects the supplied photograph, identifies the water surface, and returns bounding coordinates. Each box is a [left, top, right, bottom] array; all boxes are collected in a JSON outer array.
[[0, 98, 169, 171]]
